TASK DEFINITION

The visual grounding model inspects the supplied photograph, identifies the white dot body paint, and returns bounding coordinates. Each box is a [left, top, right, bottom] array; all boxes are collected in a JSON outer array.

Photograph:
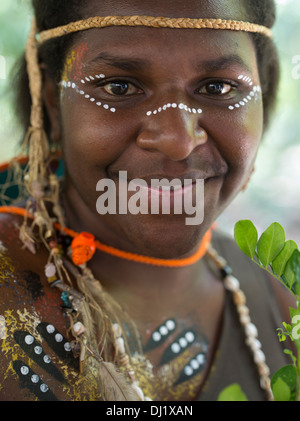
[[171, 343, 180, 353], [228, 78, 261, 111], [146, 102, 202, 116], [21, 366, 29, 375], [60, 77, 117, 113], [25, 335, 34, 345], [152, 332, 161, 342]]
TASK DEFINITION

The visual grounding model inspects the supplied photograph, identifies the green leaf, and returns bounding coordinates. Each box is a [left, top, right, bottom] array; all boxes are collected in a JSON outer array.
[[283, 255, 296, 289], [217, 383, 248, 401], [256, 222, 285, 268], [234, 220, 258, 259], [271, 365, 297, 401], [272, 378, 291, 401], [289, 306, 300, 320], [272, 240, 298, 277], [292, 249, 300, 287]]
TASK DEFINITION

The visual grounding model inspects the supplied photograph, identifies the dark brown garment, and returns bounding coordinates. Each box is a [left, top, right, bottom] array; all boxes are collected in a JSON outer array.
[[198, 230, 290, 401]]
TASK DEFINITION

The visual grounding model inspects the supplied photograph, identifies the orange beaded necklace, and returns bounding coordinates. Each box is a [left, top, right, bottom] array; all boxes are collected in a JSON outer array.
[[0, 205, 211, 267]]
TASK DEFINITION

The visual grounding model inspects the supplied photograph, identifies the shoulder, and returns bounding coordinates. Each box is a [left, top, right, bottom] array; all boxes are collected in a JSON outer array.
[[0, 209, 74, 400]]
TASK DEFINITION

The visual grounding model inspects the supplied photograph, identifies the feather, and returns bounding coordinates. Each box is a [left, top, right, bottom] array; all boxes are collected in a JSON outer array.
[[99, 361, 140, 401]]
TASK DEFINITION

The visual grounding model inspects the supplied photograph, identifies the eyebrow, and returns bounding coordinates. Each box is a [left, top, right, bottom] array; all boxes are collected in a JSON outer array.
[[199, 54, 251, 73], [86, 52, 151, 72], [86, 52, 251, 74]]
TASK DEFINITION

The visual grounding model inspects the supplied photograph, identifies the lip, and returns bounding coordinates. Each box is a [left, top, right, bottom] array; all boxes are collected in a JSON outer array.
[[129, 178, 197, 198], [120, 171, 213, 184]]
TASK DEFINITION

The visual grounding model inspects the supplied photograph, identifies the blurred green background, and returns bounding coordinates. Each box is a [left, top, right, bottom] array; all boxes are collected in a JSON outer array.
[[0, 0, 299, 243]]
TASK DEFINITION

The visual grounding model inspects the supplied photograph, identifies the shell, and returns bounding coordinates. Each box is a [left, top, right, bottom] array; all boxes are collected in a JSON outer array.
[[45, 262, 56, 278], [72, 321, 86, 336]]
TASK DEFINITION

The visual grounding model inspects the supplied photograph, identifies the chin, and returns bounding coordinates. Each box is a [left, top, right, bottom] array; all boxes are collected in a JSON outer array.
[[124, 213, 210, 259]]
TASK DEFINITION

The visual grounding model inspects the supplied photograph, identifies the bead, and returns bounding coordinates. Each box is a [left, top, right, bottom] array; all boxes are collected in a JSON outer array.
[[258, 362, 270, 377], [233, 290, 246, 306], [47, 275, 57, 284], [246, 337, 261, 350], [61, 291, 71, 308], [224, 275, 240, 291], [245, 322, 258, 337], [71, 232, 96, 250], [70, 340, 81, 358], [71, 298, 82, 312], [254, 349, 266, 364], [237, 304, 249, 316], [44, 262, 56, 278], [113, 323, 122, 338], [250, 338, 262, 351], [116, 337, 125, 354], [239, 314, 251, 325], [72, 321, 85, 336], [260, 377, 271, 391], [49, 240, 58, 249], [71, 232, 96, 265], [220, 265, 232, 278]]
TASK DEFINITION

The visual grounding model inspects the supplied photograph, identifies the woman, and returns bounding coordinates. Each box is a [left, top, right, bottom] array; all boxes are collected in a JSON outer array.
[[0, 0, 294, 401]]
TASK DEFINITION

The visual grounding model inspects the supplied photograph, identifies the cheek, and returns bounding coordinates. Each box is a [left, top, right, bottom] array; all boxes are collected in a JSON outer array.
[[202, 93, 263, 205], [60, 93, 136, 176], [208, 96, 263, 171]]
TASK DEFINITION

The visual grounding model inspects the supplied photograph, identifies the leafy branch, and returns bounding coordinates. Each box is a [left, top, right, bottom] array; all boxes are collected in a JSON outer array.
[[218, 220, 300, 401]]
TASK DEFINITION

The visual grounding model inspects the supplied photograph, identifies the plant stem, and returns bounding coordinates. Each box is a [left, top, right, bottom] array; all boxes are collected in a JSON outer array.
[[295, 347, 300, 401], [251, 258, 293, 294]]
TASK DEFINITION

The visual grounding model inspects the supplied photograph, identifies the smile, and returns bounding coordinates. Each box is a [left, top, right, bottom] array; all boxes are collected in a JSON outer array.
[[96, 171, 205, 225]]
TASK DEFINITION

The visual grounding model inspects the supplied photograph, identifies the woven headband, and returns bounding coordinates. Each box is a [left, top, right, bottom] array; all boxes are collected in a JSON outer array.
[[38, 15, 273, 43]]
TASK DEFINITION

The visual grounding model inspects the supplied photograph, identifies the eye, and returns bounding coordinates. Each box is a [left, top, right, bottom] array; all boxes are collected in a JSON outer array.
[[198, 81, 234, 96], [101, 80, 142, 96]]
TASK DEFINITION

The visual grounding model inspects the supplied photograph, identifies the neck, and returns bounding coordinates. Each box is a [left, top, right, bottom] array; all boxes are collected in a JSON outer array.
[[62, 184, 211, 292], [87, 248, 218, 325]]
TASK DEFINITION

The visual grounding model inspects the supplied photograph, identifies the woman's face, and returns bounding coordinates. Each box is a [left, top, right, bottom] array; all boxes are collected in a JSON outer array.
[[53, 0, 264, 257]]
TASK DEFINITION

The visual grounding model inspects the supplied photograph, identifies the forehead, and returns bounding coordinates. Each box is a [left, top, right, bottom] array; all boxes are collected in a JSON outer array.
[[77, 28, 257, 76], [81, 0, 249, 21], [70, 0, 257, 75]]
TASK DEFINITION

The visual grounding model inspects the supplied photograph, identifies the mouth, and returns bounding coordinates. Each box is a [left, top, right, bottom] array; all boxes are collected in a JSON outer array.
[[113, 171, 208, 213], [129, 177, 198, 198]]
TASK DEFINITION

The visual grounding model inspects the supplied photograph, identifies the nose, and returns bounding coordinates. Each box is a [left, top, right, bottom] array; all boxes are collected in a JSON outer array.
[[136, 103, 208, 161]]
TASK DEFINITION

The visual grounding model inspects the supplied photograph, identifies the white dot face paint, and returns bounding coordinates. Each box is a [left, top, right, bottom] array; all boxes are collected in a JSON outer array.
[[60, 73, 117, 113], [238, 74, 253, 86], [146, 102, 202, 117], [228, 76, 261, 111]]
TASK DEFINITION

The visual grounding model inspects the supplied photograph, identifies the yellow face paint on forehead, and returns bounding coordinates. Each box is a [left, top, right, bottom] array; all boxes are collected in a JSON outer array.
[[61, 42, 90, 84]]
